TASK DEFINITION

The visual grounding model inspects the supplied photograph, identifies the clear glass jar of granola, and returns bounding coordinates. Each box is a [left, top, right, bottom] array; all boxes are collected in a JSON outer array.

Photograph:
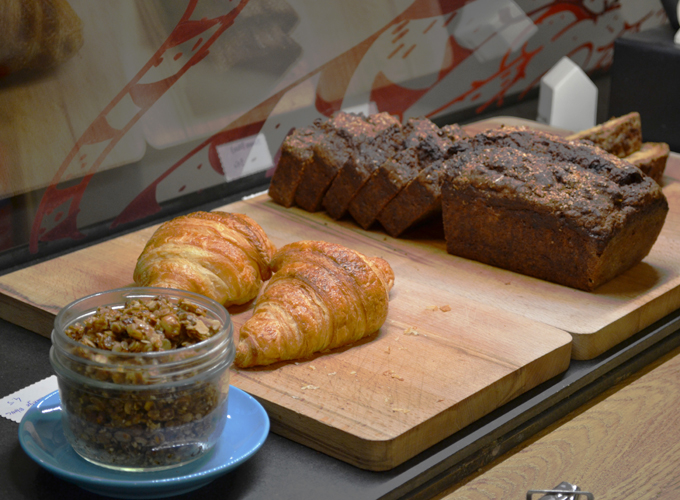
[[50, 287, 235, 472]]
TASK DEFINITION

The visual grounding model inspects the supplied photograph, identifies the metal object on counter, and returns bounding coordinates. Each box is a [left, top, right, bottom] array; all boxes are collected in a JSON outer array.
[[527, 481, 594, 499]]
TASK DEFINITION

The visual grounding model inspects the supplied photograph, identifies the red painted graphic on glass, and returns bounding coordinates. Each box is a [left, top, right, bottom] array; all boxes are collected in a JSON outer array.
[[29, 0, 666, 252]]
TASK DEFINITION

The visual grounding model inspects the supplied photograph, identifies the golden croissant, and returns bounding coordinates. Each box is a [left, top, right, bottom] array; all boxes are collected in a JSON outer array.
[[235, 240, 395, 368], [133, 211, 276, 307]]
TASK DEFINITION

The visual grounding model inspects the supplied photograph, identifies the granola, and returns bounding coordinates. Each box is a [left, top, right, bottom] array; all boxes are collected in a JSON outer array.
[[55, 295, 231, 470], [64, 296, 221, 353]]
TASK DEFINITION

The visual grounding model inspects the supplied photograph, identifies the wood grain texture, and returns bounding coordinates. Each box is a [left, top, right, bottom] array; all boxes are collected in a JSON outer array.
[[438, 345, 680, 500], [0, 193, 573, 470]]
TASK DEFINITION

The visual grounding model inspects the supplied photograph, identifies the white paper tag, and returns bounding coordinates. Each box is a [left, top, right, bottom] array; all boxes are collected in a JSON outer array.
[[241, 189, 269, 201], [342, 103, 371, 116], [217, 133, 273, 182], [1, 376, 59, 423], [342, 102, 378, 116]]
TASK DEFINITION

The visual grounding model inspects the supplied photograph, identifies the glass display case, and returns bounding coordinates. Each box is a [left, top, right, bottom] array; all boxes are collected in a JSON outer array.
[[0, 0, 668, 270]]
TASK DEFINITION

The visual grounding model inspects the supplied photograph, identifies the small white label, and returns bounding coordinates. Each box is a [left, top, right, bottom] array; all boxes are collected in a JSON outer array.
[[217, 133, 273, 182], [342, 103, 372, 116], [241, 189, 269, 201], [1, 376, 59, 423]]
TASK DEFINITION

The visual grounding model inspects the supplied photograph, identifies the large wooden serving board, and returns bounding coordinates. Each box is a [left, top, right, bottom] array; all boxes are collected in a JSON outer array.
[[1, 117, 678, 469], [0, 190, 572, 470]]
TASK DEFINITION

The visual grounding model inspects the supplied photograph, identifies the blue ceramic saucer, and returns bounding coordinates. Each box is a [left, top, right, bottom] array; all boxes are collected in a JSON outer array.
[[18, 387, 269, 499]]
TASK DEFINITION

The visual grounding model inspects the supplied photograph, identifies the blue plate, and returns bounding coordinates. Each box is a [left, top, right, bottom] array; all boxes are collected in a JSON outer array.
[[18, 387, 269, 499]]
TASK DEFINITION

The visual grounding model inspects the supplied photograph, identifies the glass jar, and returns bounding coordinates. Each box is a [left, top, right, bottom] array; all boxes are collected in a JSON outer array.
[[50, 287, 235, 472]]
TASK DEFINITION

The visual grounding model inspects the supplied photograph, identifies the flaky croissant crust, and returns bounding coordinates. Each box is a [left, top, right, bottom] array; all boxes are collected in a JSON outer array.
[[133, 211, 276, 307], [236, 240, 395, 368]]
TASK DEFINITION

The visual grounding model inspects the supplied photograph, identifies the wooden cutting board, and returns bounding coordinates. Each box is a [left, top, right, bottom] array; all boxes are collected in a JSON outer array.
[[0, 194, 572, 470], [1, 117, 677, 469]]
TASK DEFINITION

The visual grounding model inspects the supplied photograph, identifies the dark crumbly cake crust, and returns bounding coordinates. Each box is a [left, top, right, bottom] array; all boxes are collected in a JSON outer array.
[[348, 118, 453, 229], [441, 123, 469, 144], [441, 127, 669, 291], [378, 124, 470, 237], [293, 128, 354, 212]]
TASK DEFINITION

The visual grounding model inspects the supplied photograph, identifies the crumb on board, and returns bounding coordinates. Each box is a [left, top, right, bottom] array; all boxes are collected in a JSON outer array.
[[327, 372, 336, 376], [404, 326, 426, 336], [309, 365, 316, 370], [392, 408, 410, 413], [383, 369, 404, 381], [426, 304, 451, 312], [301, 385, 319, 390]]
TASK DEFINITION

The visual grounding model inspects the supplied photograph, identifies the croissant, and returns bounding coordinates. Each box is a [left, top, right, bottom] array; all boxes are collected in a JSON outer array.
[[133, 211, 276, 307], [235, 240, 395, 368]]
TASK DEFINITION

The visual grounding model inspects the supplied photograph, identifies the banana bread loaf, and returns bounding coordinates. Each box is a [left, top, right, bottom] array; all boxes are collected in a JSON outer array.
[[441, 127, 668, 291]]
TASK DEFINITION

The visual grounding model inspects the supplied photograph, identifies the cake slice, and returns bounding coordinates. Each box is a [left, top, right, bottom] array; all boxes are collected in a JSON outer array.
[[377, 124, 470, 237], [268, 122, 324, 207], [566, 111, 642, 158], [322, 117, 404, 220], [294, 111, 400, 212], [376, 159, 448, 238], [441, 127, 668, 291], [347, 118, 453, 229], [624, 142, 670, 184]]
